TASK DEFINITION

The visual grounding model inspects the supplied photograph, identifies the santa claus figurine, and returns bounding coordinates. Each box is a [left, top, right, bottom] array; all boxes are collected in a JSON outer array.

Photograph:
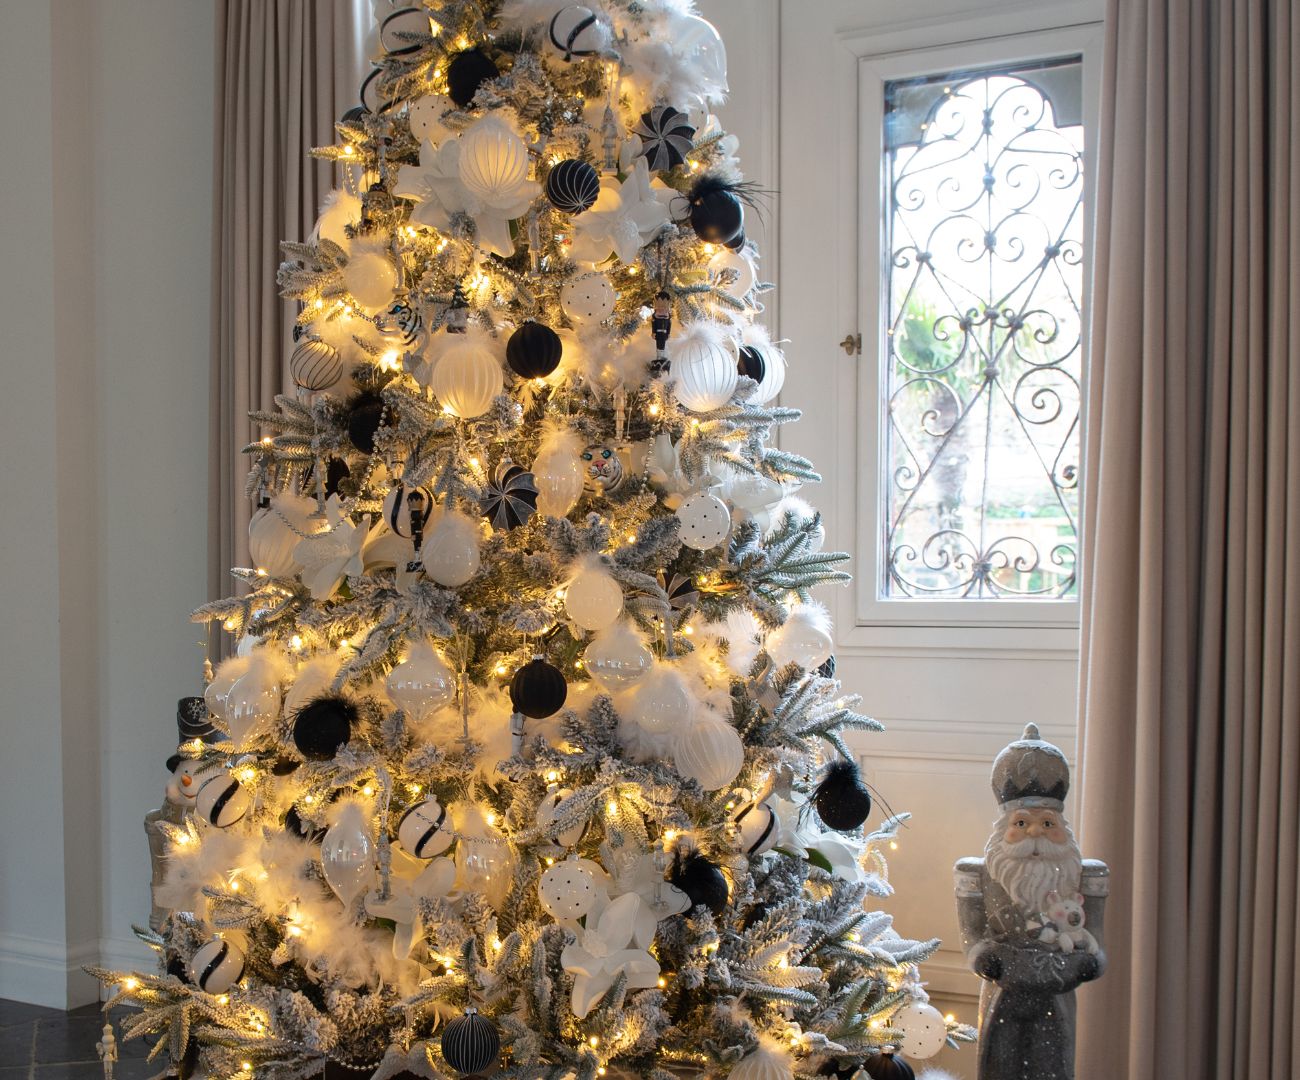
[[954, 723, 1108, 1080]]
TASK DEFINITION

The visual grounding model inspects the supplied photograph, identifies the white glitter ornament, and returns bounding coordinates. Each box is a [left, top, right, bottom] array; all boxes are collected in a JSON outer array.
[[564, 560, 623, 632], [674, 711, 744, 791], [428, 337, 503, 419], [892, 1000, 947, 1059], [561, 275, 617, 323], [386, 641, 456, 720], [584, 622, 653, 692], [676, 492, 731, 550], [539, 858, 600, 920]]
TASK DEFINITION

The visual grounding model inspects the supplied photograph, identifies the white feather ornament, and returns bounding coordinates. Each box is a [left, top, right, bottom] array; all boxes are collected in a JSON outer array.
[[765, 604, 833, 671], [729, 1037, 794, 1080]]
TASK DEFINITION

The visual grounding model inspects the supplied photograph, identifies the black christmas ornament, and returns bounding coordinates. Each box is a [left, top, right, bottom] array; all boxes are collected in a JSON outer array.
[[344, 389, 388, 454], [634, 105, 695, 172], [509, 658, 567, 719], [669, 851, 729, 916], [325, 457, 351, 497], [724, 228, 747, 251], [813, 759, 873, 832], [544, 159, 601, 215], [440, 1008, 500, 1075], [340, 104, 367, 125], [285, 805, 327, 843], [687, 174, 745, 245], [662, 572, 700, 610], [446, 48, 497, 108], [165, 954, 189, 982], [862, 1053, 916, 1080], [506, 321, 563, 379], [291, 695, 357, 761], [177, 696, 217, 743], [737, 345, 766, 385], [271, 758, 302, 777], [817, 655, 837, 680], [481, 458, 539, 530]]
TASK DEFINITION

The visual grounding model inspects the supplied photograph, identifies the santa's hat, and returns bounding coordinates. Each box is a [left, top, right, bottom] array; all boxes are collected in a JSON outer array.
[[991, 722, 1069, 811]]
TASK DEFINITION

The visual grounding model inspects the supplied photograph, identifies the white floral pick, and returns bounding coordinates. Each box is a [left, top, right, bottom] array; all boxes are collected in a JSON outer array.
[[559, 892, 661, 1018], [292, 495, 372, 600]]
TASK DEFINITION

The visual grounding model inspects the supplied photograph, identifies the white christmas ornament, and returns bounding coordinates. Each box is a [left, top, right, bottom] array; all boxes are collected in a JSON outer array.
[[428, 336, 503, 418], [321, 803, 377, 905], [539, 858, 600, 920], [396, 798, 453, 859], [204, 655, 251, 722], [893, 1000, 948, 1059], [670, 326, 739, 412], [676, 492, 731, 550], [622, 665, 691, 734], [675, 15, 729, 104], [728, 1037, 794, 1080], [224, 657, 282, 746], [248, 493, 316, 578], [708, 247, 756, 299], [561, 275, 617, 323], [564, 559, 623, 632], [312, 187, 362, 249], [584, 622, 653, 692], [731, 799, 779, 855], [765, 605, 833, 671], [342, 243, 399, 313], [195, 773, 250, 828], [189, 938, 245, 994], [559, 892, 660, 1019], [453, 803, 512, 906], [674, 711, 744, 791], [386, 641, 456, 720], [532, 423, 587, 517], [457, 113, 535, 210], [420, 510, 482, 586], [537, 787, 588, 847], [547, 5, 609, 59], [741, 339, 786, 405], [407, 93, 455, 144]]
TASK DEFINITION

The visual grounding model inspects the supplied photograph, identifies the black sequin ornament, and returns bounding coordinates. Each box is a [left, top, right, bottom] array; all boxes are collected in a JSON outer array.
[[737, 345, 766, 384], [509, 658, 567, 719], [344, 389, 388, 454], [440, 1008, 500, 1075], [446, 48, 497, 108], [813, 759, 873, 831], [481, 458, 539, 530], [545, 159, 601, 215], [291, 695, 356, 761], [687, 174, 745, 244], [669, 851, 729, 916], [506, 321, 563, 379], [634, 105, 695, 172], [862, 1053, 916, 1080]]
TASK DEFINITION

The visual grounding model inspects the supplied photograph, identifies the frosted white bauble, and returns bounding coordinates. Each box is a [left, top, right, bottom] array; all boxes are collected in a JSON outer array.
[[728, 1041, 793, 1080], [386, 641, 456, 720], [421, 510, 482, 586], [765, 609, 833, 671], [428, 338, 503, 419], [248, 493, 316, 578], [671, 332, 738, 412], [747, 342, 786, 405], [195, 773, 250, 828], [321, 804, 376, 905], [564, 563, 623, 632], [189, 937, 245, 994], [623, 666, 691, 734], [561, 275, 617, 323], [676, 492, 731, 550], [893, 1000, 947, 1059], [708, 247, 756, 299], [538, 858, 599, 920], [396, 798, 453, 858], [584, 622, 653, 692], [204, 655, 251, 721], [342, 249, 399, 312], [224, 660, 282, 746], [458, 114, 531, 207], [533, 433, 586, 518], [674, 712, 744, 791]]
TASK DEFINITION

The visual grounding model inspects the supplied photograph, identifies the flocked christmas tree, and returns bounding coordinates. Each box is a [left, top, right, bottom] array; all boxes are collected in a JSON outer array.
[[94, 3, 975, 1078]]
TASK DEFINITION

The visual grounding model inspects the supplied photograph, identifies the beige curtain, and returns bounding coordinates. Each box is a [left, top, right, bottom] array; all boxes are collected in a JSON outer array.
[[209, 0, 367, 603], [1078, 0, 1299, 1076]]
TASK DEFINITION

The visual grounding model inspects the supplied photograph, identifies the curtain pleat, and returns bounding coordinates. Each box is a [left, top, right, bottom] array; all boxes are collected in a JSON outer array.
[[1078, 1, 1299, 1076], [208, 0, 365, 613]]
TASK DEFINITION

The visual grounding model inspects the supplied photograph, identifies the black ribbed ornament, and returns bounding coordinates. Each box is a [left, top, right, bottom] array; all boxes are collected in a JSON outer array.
[[292, 695, 356, 761], [506, 321, 563, 379], [509, 658, 567, 719], [544, 159, 600, 215], [446, 48, 497, 108], [440, 1008, 499, 1075], [813, 759, 873, 831], [862, 1052, 916, 1080]]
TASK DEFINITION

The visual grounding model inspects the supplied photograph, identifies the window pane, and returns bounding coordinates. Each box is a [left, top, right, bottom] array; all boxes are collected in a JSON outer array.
[[881, 58, 1083, 600]]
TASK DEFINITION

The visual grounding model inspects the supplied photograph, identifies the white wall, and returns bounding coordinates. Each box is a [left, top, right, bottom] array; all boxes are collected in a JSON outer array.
[[0, 0, 214, 1007]]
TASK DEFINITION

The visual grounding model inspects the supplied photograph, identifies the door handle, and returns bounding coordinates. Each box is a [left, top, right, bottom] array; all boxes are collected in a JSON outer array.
[[839, 332, 862, 356]]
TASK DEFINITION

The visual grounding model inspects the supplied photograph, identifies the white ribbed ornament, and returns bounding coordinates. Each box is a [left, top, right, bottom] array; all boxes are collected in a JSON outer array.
[[248, 493, 316, 577], [674, 711, 744, 790], [747, 341, 786, 404], [671, 330, 739, 412], [458, 114, 531, 206], [428, 338, 503, 418]]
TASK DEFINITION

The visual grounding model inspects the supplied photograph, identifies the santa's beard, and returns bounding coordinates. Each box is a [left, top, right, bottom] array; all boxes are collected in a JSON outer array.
[[985, 812, 1083, 914]]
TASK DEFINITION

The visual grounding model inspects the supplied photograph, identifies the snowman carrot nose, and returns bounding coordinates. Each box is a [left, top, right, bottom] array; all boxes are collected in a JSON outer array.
[[181, 775, 194, 787]]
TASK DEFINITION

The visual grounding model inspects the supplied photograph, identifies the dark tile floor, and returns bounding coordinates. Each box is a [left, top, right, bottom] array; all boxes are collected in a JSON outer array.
[[0, 1000, 159, 1079]]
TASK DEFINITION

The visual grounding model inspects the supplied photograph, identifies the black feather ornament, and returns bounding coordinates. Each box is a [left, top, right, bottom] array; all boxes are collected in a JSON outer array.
[[669, 851, 729, 916], [291, 694, 356, 761], [446, 48, 497, 108], [813, 759, 873, 831], [684, 173, 761, 245], [344, 389, 388, 454]]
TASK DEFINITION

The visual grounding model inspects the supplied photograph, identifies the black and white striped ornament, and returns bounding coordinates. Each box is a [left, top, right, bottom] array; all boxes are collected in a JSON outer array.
[[634, 105, 695, 172], [188, 937, 245, 994], [196, 773, 249, 828], [397, 798, 453, 858], [545, 159, 600, 215], [731, 799, 778, 855], [547, 5, 605, 60], [481, 458, 539, 530], [440, 1008, 500, 1076], [289, 338, 344, 393]]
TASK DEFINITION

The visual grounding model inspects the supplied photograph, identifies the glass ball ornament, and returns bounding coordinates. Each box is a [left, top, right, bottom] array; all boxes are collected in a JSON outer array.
[[288, 338, 345, 393], [195, 773, 250, 829], [676, 492, 731, 550], [674, 711, 744, 791], [891, 1000, 947, 1060], [560, 275, 616, 323], [386, 641, 456, 720], [708, 247, 756, 299], [320, 803, 376, 905], [428, 337, 503, 419], [622, 665, 691, 733], [396, 798, 453, 858], [564, 562, 624, 632], [538, 857, 600, 919], [676, 14, 729, 101], [765, 607, 833, 670], [420, 510, 482, 587], [188, 937, 245, 994], [537, 787, 588, 847], [584, 622, 653, 692], [670, 330, 739, 411], [203, 655, 249, 721], [457, 113, 531, 207], [342, 247, 399, 313], [453, 805, 512, 905], [224, 659, 282, 746], [532, 426, 586, 518]]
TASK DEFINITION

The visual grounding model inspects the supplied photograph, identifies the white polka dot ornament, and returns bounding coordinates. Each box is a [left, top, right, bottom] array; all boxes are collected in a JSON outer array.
[[676, 492, 731, 550], [539, 857, 600, 919]]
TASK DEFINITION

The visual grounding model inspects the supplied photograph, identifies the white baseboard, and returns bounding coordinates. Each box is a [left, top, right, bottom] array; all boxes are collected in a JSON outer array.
[[0, 931, 100, 1009]]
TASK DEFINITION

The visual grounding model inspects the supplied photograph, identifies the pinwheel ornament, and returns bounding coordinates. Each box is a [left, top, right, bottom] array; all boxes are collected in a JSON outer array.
[[481, 458, 539, 530]]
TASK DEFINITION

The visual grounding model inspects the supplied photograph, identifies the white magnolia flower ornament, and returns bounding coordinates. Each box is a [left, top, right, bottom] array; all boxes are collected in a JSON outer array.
[[393, 139, 473, 233], [559, 892, 661, 1018], [292, 496, 372, 600], [569, 158, 672, 264]]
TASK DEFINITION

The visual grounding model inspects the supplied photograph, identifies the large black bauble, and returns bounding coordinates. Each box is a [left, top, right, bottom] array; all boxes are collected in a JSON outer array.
[[862, 1053, 916, 1080], [813, 759, 873, 831], [737, 345, 766, 384], [724, 228, 747, 251], [440, 1008, 500, 1075], [345, 390, 387, 454], [669, 851, 729, 916], [446, 48, 497, 107], [690, 187, 744, 244], [509, 658, 567, 719], [292, 695, 357, 761], [544, 159, 601, 215], [506, 321, 563, 379]]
